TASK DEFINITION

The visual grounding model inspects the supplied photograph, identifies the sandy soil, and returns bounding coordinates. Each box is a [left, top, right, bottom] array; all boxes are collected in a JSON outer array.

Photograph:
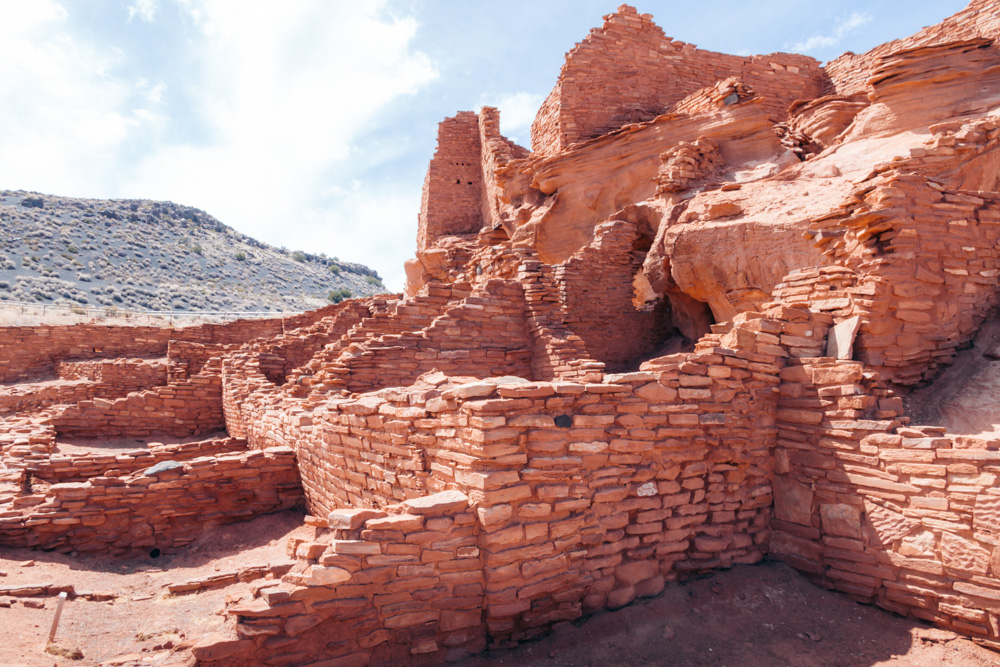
[[0, 510, 308, 667]]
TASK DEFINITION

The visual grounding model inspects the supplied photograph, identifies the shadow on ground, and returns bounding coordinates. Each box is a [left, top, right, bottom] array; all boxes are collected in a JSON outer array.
[[465, 560, 1000, 667]]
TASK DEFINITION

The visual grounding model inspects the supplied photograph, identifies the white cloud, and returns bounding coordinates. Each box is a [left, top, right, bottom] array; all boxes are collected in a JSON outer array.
[[0, 0, 438, 288], [127, 0, 157, 23], [0, 0, 156, 194], [788, 11, 873, 54], [124, 1, 437, 284], [477, 91, 544, 146]]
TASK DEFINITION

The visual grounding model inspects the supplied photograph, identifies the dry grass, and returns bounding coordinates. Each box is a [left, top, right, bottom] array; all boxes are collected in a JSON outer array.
[[45, 643, 85, 660]]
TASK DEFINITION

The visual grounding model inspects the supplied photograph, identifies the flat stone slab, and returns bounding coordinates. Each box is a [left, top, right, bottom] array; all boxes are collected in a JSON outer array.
[[143, 460, 184, 476]]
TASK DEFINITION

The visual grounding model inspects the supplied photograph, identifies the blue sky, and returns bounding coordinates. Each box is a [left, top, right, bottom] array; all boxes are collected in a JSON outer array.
[[0, 0, 969, 290]]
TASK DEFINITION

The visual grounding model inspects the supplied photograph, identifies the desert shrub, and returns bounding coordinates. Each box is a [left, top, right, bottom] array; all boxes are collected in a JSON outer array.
[[235, 251, 246, 261], [293, 250, 306, 263], [365, 275, 383, 286], [327, 287, 352, 304], [192, 244, 203, 255], [328, 263, 341, 275]]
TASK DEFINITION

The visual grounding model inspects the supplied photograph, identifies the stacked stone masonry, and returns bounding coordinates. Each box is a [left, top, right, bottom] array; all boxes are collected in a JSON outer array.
[[0, 447, 302, 557], [530, 4, 827, 154]]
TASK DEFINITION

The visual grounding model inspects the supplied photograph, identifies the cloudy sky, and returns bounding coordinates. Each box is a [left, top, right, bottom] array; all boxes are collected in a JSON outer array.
[[0, 0, 969, 291]]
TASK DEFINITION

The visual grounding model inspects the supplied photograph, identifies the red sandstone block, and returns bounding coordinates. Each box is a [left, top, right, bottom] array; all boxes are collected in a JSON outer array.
[[365, 514, 424, 531]]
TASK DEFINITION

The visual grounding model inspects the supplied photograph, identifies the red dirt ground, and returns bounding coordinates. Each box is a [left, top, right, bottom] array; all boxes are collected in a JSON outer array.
[[1, 516, 999, 667], [0, 510, 307, 667], [469, 561, 1000, 667]]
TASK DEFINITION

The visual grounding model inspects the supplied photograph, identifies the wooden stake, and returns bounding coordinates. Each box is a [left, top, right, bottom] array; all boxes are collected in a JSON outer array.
[[47, 592, 68, 644]]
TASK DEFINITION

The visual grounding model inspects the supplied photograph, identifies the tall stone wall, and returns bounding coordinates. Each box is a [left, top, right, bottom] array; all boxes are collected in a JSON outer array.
[[825, 0, 1000, 96], [417, 111, 485, 251], [554, 220, 663, 372], [530, 4, 827, 155], [478, 106, 530, 234], [772, 356, 1000, 644]]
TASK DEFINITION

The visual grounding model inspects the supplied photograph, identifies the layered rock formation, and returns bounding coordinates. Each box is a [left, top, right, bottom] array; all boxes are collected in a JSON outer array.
[[8, 2, 1000, 664]]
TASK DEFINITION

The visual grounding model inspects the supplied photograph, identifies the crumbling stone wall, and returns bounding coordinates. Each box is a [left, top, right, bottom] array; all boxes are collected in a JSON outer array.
[[0, 357, 167, 416], [334, 279, 534, 394], [0, 307, 336, 384], [530, 5, 827, 155], [479, 106, 530, 234], [52, 359, 225, 438], [167, 341, 239, 382], [806, 167, 1000, 386], [0, 447, 302, 556], [772, 356, 1000, 642], [418, 111, 485, 251], [201, 491, 484, 665], [214, 305, 827, 650], [554, 220, 664, 371], [31, 436, 247, 483]]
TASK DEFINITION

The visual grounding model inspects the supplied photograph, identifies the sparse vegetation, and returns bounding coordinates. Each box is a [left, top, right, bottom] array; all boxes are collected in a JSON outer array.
[[327, 287, 352, 303], [0, 190, 386, 313]]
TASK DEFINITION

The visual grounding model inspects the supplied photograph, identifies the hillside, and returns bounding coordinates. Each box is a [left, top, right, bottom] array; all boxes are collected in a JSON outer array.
[[0, 190, 386, 313]]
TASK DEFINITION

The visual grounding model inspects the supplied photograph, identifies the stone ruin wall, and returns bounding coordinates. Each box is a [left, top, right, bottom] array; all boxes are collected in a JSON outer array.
[[0, 306, 337, 384], [30, 435, 246, 484], [0, 357, 167, 416], [802, 161, 1000, 387], [478, 106, 530, 235], [772, 356, 1000, 641], [553, 220, 665, 372], [0, 447, 302, 557], [51, 357, 226, 440], [529, 5, 828, 155], [205, 303, 812, 664], [825, 0, 1000, 96], [417, 111, 485, 251]]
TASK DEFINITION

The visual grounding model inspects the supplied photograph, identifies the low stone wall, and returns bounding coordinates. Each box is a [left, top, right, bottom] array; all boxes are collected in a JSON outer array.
[[52, 365, 224, 439], [0, 447, 302, 556], [57, 356, 167, 384], [0, 307, 337, 384], [32, 436, 247, 483], [199, 491, 484, 665], [0, 358, 169, 416]]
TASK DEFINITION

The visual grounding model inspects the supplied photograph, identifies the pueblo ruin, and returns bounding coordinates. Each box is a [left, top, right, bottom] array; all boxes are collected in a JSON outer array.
[[5, 2, 1000, 664]]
